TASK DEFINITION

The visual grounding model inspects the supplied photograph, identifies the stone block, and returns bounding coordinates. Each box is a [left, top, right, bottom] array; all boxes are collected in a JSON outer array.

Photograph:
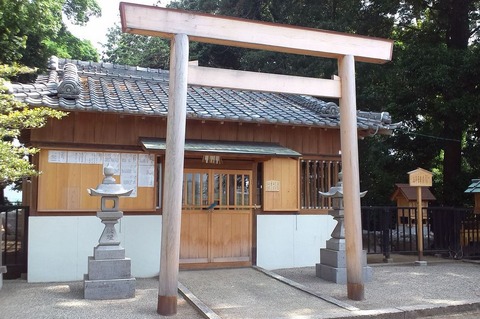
[[316, 263, 347, 284], [320, 249, 346, 268], [316, 263, 373, 284], [326, 238, 346, 251], [87, 257, 131, 280], [84, 277, 136, 300], [94, 246, 125, 260]]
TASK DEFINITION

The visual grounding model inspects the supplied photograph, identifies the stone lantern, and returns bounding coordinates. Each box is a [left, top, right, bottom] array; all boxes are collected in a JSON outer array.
[[316, 172, 372, 284], [84, 166, 136, 299]]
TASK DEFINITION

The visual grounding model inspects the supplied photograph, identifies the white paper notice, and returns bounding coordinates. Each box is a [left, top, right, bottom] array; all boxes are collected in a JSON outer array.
[[67, 151, 84, 164], [83, 152, 103, 164], [121, 153, 138, 197], [138, 154, 155, 166], [138, 154, 155, 187], [48, 150, 67, 163], [138, 165, 154, 187], [103, 153, 121, 175]]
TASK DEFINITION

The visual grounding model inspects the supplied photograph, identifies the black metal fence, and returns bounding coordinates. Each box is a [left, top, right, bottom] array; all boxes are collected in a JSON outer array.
[[1, 205, 29, 279], [361, 206, 480, 259]]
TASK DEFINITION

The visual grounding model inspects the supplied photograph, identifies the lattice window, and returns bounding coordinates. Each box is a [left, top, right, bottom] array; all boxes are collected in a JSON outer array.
[[300, 159, 341, 210]]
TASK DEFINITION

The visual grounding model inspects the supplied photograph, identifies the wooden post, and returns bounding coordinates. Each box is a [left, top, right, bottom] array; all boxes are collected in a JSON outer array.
[[338, 55, 364, 301], [408, 168, 432, 265], [416, 186, 423, 260], [157, 33, 189, 316]]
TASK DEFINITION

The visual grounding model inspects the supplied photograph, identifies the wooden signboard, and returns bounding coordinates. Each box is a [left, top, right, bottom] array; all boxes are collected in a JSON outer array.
[[408, 168, 433, 187], [407, 167, 433, 263]]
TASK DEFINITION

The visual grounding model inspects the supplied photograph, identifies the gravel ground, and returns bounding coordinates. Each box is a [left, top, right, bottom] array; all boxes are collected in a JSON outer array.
[[1, 260, 479, 319], [273, 261, 480, 310], [0, 278, 203, 319]]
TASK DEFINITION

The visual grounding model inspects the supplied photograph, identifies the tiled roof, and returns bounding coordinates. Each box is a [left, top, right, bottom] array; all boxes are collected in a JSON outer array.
[[10, 56, 400, 134], [465, 179, 480, 193]]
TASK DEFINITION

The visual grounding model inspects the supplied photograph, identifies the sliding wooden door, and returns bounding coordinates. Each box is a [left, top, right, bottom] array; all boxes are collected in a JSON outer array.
[[180, 169, 252, 268]]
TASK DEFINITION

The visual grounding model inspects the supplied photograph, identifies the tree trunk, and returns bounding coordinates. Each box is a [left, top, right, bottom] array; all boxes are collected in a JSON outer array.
[[440, 0, 471, 205], [442, 122, 463, 205], [444, 0, 471, 49]]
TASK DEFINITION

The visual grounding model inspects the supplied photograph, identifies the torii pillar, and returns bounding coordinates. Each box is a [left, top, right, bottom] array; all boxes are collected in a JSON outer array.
[[120, 2, 393, 313], [338, 55, 364, 299], [157, 33, 189, 315]]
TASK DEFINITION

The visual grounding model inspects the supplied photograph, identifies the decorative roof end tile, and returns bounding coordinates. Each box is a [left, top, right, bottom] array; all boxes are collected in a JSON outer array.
[[48, 56, 59, 70], [57, 63, 81, 99]]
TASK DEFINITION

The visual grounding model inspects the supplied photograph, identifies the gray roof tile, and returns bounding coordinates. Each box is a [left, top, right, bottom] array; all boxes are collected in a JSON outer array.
[[11, 56, 401, 135]]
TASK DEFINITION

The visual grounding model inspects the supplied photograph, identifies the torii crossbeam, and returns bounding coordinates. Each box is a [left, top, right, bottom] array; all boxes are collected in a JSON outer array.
[[120, 2, 393, 315]]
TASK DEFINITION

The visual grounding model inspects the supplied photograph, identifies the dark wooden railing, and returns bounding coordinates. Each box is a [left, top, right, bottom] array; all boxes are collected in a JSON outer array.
[[1, 205, 29, 279], [361, 206, 480, 259]]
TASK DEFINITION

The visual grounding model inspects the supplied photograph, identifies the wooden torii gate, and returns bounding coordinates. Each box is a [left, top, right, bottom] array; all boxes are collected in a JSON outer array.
[[120, 2, 393, 315]]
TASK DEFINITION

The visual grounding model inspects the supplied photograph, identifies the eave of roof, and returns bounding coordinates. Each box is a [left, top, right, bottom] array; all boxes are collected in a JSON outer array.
[[465, 179, 480, 193], [391, 183, 436, 201], [140, 137, 302, 157], [10, 56, 402, 135]]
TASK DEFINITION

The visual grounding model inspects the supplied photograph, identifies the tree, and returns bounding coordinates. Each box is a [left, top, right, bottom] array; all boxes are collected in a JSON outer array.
[[0, 65, 66, 205], [0, 0, 101, 67], [102, 24, 170, 69], [361, 1, 480, 205]]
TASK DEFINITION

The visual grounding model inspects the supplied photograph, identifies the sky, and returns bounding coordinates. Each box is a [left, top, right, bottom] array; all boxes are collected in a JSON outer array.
[[66, 0, 172, 53]]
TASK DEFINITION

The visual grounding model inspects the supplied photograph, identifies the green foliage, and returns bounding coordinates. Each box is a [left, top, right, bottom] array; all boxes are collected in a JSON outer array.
[[0, 65, 66, 186], [63, 0, 101, 25], [102, 24, 170, 68], [0, 0, 100, 67], [44, 26, 99, 62]]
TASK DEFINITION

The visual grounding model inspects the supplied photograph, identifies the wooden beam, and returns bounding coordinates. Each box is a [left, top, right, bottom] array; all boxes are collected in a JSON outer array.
[[338, 55, 364, 301], [188, 66, 341, 98], [120, 3, 393, 64], [157, 33, 189, 316]]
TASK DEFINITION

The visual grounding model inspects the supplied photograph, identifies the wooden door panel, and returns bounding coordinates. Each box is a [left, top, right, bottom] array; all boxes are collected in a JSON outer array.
[[210, 210, 251, 263], [180, 211, 209, 263], [180, 168, 253, 267]]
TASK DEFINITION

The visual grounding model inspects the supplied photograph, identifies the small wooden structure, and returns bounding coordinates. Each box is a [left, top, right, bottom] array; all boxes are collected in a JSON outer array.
[[465, 179, 480, 214], [391, 184, 436, 225]]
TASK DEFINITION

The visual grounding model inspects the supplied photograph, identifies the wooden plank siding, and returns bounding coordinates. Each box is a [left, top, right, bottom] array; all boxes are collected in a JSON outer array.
[[29, 113, 341, 156], [28, 113, 341, 215]]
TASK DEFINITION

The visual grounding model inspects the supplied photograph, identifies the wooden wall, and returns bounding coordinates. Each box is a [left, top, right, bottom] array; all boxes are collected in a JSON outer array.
[[263, 158, 299, 211], [30, 112, 341, 156], [28, 112, 341, 215], [36, 148, 156, 212]]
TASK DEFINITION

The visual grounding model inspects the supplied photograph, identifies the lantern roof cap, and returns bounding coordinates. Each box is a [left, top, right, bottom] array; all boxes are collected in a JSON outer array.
[[88, 167, 133, 197]]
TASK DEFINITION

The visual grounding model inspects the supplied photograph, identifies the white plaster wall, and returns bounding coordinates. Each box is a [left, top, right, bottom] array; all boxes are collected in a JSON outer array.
[[256, 215, 336, 270], [28, 215, 162, 283]]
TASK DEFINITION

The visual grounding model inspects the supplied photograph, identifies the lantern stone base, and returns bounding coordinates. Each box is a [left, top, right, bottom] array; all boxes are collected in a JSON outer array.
[[84, 276, 136, 300], [316, 248, 372, 284], [84, 254, 135, 299]]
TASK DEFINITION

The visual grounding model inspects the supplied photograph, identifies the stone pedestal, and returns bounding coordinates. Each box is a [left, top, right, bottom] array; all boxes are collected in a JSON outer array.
[[84, 211, 135, 299], [316, 208, 372, 284], [316, 245, 372, 284]]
